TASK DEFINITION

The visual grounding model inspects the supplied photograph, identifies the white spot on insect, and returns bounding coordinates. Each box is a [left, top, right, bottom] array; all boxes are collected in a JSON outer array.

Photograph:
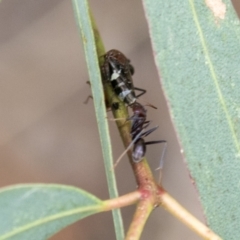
[[205, 0, 226, 22], [111, 70, 121, 81], [119, 89, 131, 100], [180, 149, 184, 154], [118, 82, 125, 87]]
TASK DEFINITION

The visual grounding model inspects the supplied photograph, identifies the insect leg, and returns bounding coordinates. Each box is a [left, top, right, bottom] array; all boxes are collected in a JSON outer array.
[[139, 125, 159, 139], [83, 95, 93, 104], [145, 140, 167, 184], [113, 129, 145, 169], [134, 87, 146, 98]]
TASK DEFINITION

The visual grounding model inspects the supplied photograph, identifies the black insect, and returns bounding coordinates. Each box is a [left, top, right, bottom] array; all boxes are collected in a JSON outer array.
[[129, 102, 149, 139], [114, 102, 166, 167], [130, 102, 166, 163], [101, 49, 146, 106], [132, 124, 167, 183]]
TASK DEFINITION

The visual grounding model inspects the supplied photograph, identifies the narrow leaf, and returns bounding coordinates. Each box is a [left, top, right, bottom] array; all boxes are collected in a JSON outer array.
[[0, 185, 103, 240], [71, 0, 124, 239], [143, 0, 240, 239]]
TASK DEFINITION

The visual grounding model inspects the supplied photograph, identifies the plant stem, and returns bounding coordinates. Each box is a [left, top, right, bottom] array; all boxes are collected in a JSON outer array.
[[125, 200, 153, 240], [158, 186, 223, 240], [103, 191, 141, 211]]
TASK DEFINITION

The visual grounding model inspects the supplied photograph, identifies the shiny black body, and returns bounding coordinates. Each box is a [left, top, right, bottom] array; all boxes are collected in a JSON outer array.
[[129, 102, 149, 139], [130, 102, 166, 163]]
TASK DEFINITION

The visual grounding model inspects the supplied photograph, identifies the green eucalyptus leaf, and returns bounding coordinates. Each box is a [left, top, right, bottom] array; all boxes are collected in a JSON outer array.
[[0, 184, 103, 240], [143, 0, 240, 239], [71, 0, 124, 239]]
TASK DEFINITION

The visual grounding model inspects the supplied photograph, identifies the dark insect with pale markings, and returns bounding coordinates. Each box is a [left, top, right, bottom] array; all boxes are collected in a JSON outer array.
[[102, 50, 166, 172], [101, 49, 145, 106]]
